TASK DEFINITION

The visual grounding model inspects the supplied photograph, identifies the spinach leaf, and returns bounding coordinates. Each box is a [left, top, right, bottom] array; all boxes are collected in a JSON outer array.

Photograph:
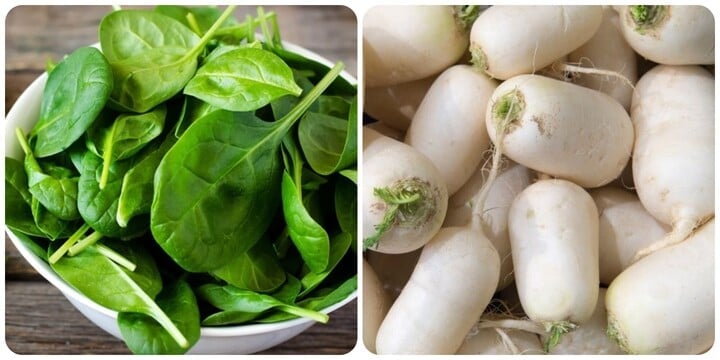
[[212, 239, 286, 293], [255, 275, 357, 323], [299, 232, 352, 297], [184, 48, 302, 112], [297, 97, 357, 175], [197, 284, 328, 324], [117, 132, 176, 228], [271, 274, 302, 304], [50, 243, 188, 349], [175, 96, 220, 138], [154, 5, 236, 35], [118, 279, 200, 354], [334, 176, 357, 249], [316, 95, 351, 118], [339, 168, 357, 184], [87, 104, 167, 189], [5, 157, 46, 237], [281, 170, 329, 274], [7, 229, 49, 262], [30, 197, 73, 240], [30, 47, 113, 158], [77, 151, 146, 238], [271, 47, 356, 96], [151, 63, 344, 272], [100, 7, 235, 112]]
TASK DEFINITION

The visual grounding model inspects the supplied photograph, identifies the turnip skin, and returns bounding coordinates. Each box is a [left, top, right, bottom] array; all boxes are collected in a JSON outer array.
[[630, 65, 714, 259], [363, 130, 448, 254], [363, 259, 391, 354], [617, 5, 714, 65], [606, 219, 714, 354], [375, 226, 500, 354], [364, 248, 421, 301], [486, 74, 634, 188], [589, 187, 669, 285], [569, 6, 638, 110], [364, 6, 471, 88], [469, 5, 603, 80], [508, 179, 599, 330], [405, 65, 497, 195], [545, 288, 624, 354]]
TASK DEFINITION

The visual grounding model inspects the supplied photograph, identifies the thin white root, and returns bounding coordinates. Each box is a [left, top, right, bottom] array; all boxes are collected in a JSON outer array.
[[476, 319, 547, 336], [494, 328, 520, 355], [631, 217, 701, 263], [552, 61, 635, 90]]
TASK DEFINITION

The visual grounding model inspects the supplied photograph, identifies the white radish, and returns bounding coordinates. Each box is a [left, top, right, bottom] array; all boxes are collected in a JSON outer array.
[[362, 129, 448, 254], [364, 122, 404, 142], [457, 327, 543, 355], [616, 5, 714, 65], [508, 179, 599, 347], [486, 74, 634, 188], [469, 6, 603, 80], [363, 259, 391, 354], [568, 6, 638, 110], [630, 65, 714, 260], [544, 288, 624, 354], [405, 64, 497, 194], [375, 226, 500, 354], [364, 6, 479, 88], [589, 187, 669, 285], [445, 159, 532, 291], [364, 76, 436, 131], [364, 248, 421, 301], [606, 219, 714, 354]]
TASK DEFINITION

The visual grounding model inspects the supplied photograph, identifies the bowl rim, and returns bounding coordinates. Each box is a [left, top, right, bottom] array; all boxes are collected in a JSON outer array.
[[4, 38, 358, 337]]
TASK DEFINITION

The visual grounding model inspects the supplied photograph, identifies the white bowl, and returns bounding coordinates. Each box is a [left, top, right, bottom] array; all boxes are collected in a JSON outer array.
[[5, 40, 357, 355]]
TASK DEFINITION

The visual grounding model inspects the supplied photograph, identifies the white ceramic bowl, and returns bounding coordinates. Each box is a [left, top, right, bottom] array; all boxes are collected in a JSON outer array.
[[5, 40, 357, 355]]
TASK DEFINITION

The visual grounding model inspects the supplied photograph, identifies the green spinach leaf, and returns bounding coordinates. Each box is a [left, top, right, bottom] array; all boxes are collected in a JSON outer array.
[[212, 239, 286, 293], [30, 47, 113, 158], [297, 97, 357, 175], [151, 63, 344, 272], [154, 5, 236, 35], [299, 232, 352, 297], [77, 151, 146, 238], [5, 157, 46, 237], [184, 48, 302, 112], [118, 279, 200, 354], [334, 176, 357, 249], [50, 243, 187, 349]]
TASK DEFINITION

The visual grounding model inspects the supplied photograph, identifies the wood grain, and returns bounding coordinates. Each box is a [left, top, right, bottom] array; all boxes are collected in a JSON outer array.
[[4, 5, 358, 355]]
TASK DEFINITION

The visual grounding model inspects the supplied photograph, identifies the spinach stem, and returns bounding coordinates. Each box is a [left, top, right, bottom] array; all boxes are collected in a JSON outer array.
[[188, 5, 237, 60], [278, 304, 329, 324], [48, 223, 90, 264], [68, 231, 104, 256], [15, 128, 42, 170], [257, 7, 274, 50], [94, 244, 137, 272], [246, 14, 255, 43], [185, 12, 203, 36], [99, 132, 114, 189], [273, 227, 290, 258]]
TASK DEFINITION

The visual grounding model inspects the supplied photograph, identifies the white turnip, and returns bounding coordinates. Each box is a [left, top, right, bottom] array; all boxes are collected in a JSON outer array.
[[363, 259, 391, 354], [630, 65, 714, 259], [606, 219, 714, 354], [364, 76, 436, 131], [469, 5, 603, 80], [405, 64, 497, 194]]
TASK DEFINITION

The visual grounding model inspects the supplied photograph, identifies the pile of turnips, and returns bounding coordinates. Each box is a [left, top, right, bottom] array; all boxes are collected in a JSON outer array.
[[362, 5, 714, 355]]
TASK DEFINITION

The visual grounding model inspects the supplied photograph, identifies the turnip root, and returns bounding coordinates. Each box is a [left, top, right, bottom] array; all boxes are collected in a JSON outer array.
[[375, 226, 500, 354], [405, 65, 497, 194], [363, 259, 391, 354], [508, 179, 599, 349], [364, 76, 436, 131], [445, 159, 532, 291], [544, 288, 624, 354], [364, 122, 404, 142], [616, 5, 714, 65], [457, 327, 543, 355], [630, 65, 714, 260], [569, 6, 638, 110], [364, 249, 421, 301], [590, 187, 669, 285], [364, 6, 479, 88], [363, 130, 448, 254], [606, 219, 714, 354], [469, 6, 603, 80], [486, 74, 634, 188]]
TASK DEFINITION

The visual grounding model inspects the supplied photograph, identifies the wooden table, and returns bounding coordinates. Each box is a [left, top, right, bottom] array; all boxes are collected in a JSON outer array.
[[4, 5, 357, 355]]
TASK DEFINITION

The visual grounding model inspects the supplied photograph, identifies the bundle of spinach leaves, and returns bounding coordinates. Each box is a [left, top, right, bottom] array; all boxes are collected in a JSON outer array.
[[4, 5, 357, 355]]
